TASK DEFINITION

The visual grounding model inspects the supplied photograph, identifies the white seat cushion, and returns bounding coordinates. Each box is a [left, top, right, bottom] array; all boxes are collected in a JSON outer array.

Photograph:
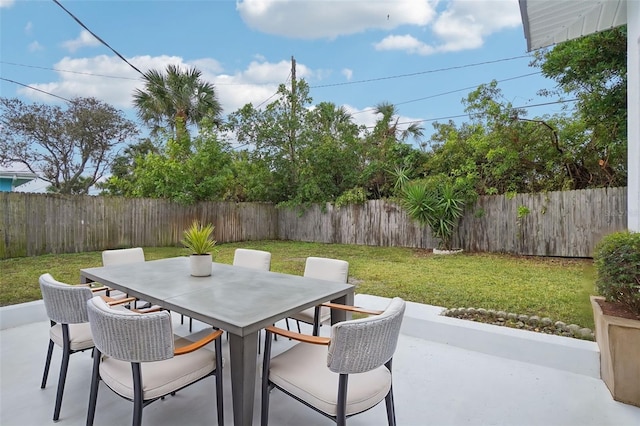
[[289, 306, 331, 325], [99, 337, 217, 400], [268, 342, 391, 416], [50, 322, 93, 351]]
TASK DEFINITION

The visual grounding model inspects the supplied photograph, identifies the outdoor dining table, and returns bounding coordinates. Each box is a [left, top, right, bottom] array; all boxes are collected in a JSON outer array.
[[80, 256, 355, 426]]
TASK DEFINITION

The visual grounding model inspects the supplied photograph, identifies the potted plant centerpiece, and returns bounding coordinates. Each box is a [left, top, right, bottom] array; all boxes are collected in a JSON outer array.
[[591, 231, 640, 407], [181, 220, 217, 277]]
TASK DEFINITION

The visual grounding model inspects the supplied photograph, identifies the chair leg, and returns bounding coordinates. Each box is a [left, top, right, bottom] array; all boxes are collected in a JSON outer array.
[[132, 363, 144, 426], [385, 359, 396, 426], [41, 339, 54, 388], [336, 374, 348, 426], [189, 317, 193, 332], [53, 325, 71, 421], [385, 386, 396, 426], [86, 348, 101, 426]]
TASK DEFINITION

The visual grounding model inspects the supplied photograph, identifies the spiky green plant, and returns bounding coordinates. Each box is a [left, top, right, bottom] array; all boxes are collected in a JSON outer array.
[[399, 181, 464, 250], [181, 220, 217, 255]]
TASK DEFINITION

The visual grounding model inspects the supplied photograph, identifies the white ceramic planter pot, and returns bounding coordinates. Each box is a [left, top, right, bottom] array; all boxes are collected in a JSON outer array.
[[190, 254, 212, 277]]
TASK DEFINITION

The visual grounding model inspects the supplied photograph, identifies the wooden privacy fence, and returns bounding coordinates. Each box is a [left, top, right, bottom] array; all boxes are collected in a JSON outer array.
[[0, 194, 277, 258], [0, 187, 627, 259]]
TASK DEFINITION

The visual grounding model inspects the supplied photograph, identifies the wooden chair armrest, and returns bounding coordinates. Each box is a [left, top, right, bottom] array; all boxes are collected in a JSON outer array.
[[321, 302, 383, 316], [175, 329, 224, 355], [106, 296, 137, 306], [132, 306, 164, 314], [78, 283, 110, 293], [265, 326, 331, 345]]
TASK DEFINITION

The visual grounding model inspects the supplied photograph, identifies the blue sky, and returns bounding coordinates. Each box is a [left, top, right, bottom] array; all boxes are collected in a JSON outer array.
[[0, 0, 569, 192]]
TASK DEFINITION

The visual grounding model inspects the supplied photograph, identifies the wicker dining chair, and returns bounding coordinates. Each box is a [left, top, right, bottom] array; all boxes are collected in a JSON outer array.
[[86, 296, 225, 426], [287, 257, 349, 336], [262, 297, 406, 426]]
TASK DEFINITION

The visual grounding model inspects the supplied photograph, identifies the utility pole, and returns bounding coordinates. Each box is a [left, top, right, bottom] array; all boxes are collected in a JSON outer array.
[[289, 56, 297, 182], [291, 56, 296, 100]]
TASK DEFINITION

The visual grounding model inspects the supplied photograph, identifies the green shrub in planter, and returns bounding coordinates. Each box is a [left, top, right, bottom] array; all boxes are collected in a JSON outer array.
[[594, 231, 640, 315]]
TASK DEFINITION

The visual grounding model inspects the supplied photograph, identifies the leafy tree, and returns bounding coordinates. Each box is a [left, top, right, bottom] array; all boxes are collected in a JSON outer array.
[[426, 81, 624, 195], [0, 97, 138, 194], [531, 26, 627, 181], [133, 64, 222, 139], [227, 81, 368, 206], [226, 81, 310, 203], [292, 102, 364, 205], [98, 138, 158, 196], [118, 128, 234, 204], [361, 102, 428, 199]]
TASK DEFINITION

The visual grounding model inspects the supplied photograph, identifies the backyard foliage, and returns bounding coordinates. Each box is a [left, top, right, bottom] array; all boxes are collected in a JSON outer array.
[[594, 231, 640, 314], [4, 28, 625, 206], [0, 97, 138, 194], [532, 25, 627, 178]]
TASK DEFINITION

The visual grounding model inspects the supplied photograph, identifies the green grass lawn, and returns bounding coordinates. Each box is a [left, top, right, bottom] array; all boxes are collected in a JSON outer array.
[[0, 241, 597, 329]]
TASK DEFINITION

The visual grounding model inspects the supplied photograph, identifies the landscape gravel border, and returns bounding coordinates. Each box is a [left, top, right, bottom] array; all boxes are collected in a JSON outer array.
[[441, 307, 594, 341]]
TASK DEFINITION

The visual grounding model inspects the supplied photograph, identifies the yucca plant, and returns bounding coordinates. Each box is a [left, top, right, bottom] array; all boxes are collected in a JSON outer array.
[[181, 220, 217, 255], [399, 180, 465, 250]]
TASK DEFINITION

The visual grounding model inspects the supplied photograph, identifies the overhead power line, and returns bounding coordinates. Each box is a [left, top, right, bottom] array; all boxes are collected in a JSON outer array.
[[52, 0, 145, 77], [2, 53, 534, 90], [351, 71, 543, 116], [0, 61, 140, 81], [387, 98, 578, 129], [0, 77, 71, 102], [310, 55, 532, 89]]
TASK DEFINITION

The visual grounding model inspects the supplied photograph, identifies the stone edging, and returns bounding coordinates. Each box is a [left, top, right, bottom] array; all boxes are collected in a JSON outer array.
[[441, 307, 595, 341]]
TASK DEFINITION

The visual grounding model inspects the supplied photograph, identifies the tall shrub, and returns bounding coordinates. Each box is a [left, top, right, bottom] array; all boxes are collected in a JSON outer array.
[[594, 231, 640, 314]]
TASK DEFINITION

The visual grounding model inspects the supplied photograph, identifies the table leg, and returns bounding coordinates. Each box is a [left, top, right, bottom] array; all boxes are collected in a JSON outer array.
[[330, 291, 355, 324], [228, 331, 259, 426]]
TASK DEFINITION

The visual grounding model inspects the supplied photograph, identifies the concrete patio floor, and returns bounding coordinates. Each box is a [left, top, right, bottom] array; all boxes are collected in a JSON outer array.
[[1, 294, 639, 426]]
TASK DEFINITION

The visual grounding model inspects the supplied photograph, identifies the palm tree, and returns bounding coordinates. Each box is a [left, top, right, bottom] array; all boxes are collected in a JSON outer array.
[[373, 102, 424, 143], [133, 65, 222, 139]]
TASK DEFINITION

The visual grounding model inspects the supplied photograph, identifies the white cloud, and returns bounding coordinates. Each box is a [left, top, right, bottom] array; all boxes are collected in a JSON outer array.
[[374, 35, 435, 55], [430, 0, 521, 52], [342, 68, 353, 81], [371, 0, 521, 55], [24, 21, 33, 34], [28, 41, 43, 52], [15, 54, 310, 115], [343, 104, 424, 138], [237, 0, 436, 39], [235, 0, 519, 54], [0, 0, 15, 8], [17, 55, 175, 108], [61, 30, 101, 52]]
